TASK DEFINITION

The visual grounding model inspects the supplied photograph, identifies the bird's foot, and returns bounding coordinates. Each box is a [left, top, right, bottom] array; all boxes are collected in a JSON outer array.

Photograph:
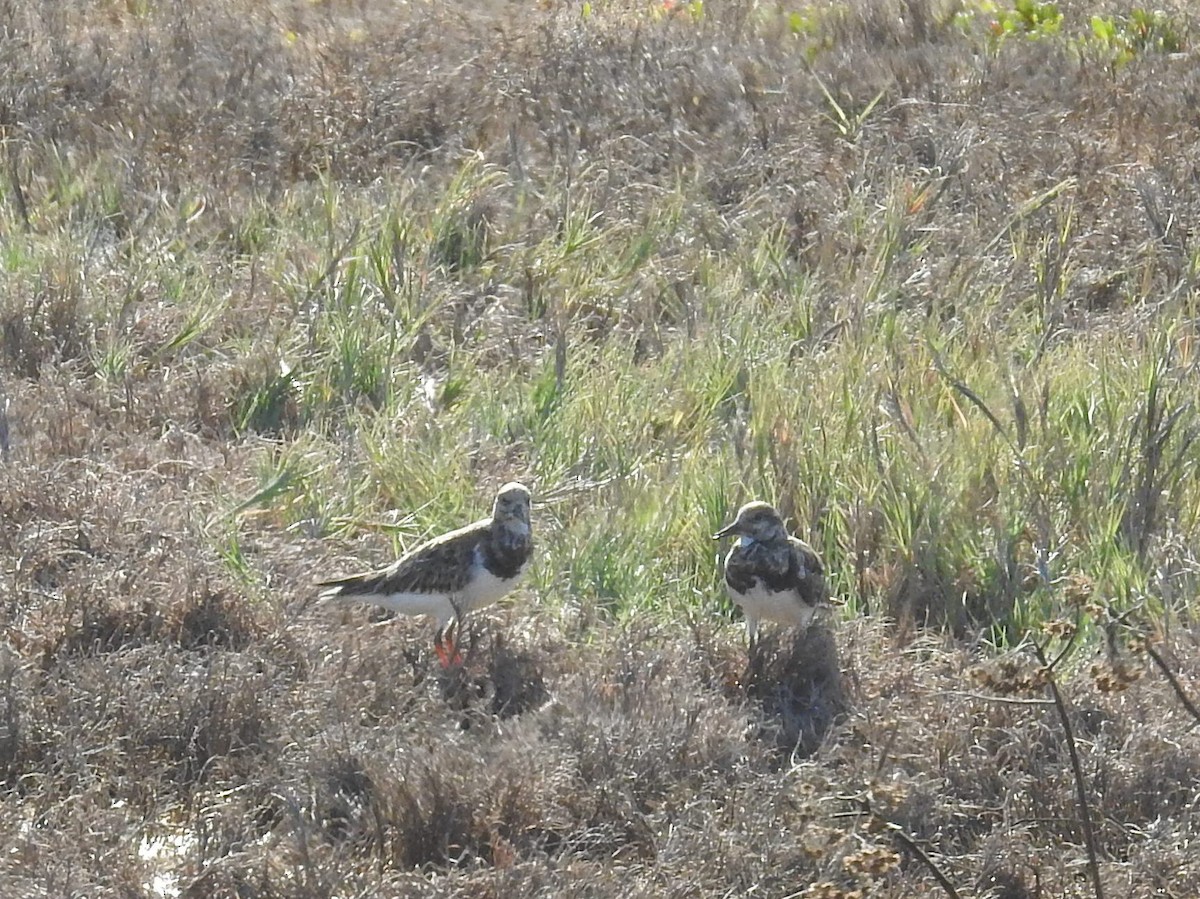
[[434, 629, 464, 669]]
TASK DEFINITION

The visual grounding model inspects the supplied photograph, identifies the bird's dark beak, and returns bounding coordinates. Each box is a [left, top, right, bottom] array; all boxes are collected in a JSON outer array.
[[713, 521, 737, 540]]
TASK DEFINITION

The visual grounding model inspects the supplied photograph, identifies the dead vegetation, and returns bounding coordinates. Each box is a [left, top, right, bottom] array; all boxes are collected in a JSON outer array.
[[2, 445, 1199, 897], [2, 0, 1200, 895]]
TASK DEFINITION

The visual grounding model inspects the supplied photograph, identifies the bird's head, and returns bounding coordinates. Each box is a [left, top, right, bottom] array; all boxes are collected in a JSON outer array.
[[713, 500, 787, 544], [492, 482, 532, 542]]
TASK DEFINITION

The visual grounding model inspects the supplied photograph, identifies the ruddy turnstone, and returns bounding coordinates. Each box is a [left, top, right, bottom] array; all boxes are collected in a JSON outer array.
[[318, 482, 533, 667], [713, 500, 829, 648]]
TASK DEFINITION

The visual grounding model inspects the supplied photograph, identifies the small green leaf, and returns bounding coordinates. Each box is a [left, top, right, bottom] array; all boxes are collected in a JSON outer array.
[[229, 472, 295, 518]]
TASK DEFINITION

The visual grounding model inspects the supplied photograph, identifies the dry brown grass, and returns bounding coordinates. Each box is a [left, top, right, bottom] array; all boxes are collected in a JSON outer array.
[[3, 440, 1199, 896], [2, 0, 1200, 895]]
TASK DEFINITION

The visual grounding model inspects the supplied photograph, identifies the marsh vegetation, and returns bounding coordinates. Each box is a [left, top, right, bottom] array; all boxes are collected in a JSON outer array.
[[1, 0, 1200, 895]]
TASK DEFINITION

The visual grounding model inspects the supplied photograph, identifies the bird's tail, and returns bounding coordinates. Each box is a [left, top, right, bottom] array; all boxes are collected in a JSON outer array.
[[316, 575, 364, 601]]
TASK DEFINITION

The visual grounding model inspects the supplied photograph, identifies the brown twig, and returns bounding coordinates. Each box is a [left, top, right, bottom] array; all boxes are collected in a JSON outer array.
[[1144, 641, 1200, 729], [1032, 641, 1105, 899], [938, 690, 1055, 707], [883, 820, 963, 899], [833, 799, 963, 899], [1044, 607, 1084, 673], [3, 128, 31, 233]]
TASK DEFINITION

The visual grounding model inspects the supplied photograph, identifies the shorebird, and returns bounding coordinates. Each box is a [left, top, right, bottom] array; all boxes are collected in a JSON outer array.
[[713, 500, 829, 650], [318, 482, 533, 667]]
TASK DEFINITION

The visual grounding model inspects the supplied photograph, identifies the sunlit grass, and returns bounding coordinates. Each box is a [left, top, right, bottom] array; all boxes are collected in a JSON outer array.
[[1, 0, 1196, 659], [6, 2, 1200, 896], [148, 153, 1200, 647]]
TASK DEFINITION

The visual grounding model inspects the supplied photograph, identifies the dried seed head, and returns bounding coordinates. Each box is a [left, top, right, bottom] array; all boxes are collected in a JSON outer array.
[[869, 779, 910, 807], [863, 814, 890, 835], [843, 844, 902, 879], [1125, 633, 1149, 654], [1063, 573, 1094, 608], [1091, 660, 1142, 693], [1041, 617, 1076, 640], [971, 658, 1046, 695], [799, 826, 839, 860]]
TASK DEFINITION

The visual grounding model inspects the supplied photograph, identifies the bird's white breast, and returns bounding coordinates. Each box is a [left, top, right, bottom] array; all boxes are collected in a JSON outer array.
[[727, 580, 815, 629], [460, 548, 529, 612]]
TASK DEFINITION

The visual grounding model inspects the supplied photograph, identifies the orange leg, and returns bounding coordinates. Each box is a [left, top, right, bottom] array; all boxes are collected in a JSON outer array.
[[434, 621, 463, 668], [433, 633, 451, 667]]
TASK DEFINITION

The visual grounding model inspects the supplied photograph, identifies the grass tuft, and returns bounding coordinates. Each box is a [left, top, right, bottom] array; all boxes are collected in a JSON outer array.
[[2, 0, 1200, 893]]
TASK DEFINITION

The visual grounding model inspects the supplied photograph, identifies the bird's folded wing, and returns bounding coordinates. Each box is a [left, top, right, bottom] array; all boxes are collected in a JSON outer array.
[[788, 536, 831, 604], [789, 536, 825, 576], [319, 529, 481, 596]]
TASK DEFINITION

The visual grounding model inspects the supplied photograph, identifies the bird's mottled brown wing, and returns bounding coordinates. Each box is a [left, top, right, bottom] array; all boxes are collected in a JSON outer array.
[[788, 536, 828, 605], [319, 520, 488, 597], [789, 536, 824, 575]]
